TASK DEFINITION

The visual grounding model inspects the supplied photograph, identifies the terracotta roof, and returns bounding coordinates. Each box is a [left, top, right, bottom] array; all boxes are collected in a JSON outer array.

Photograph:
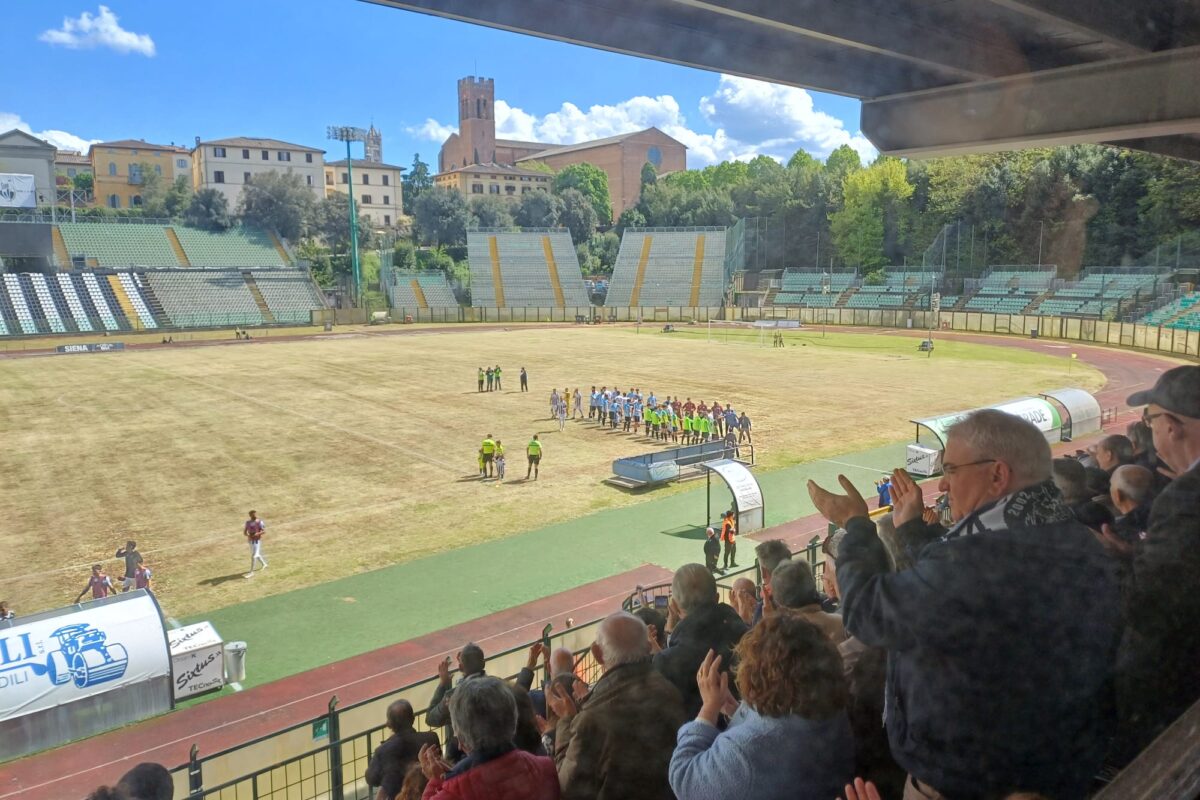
[[55, 152, 92, 164], [326, 158, 406, 171], [89, 139, 190, 153], [198, 137, 325, 153], [496, 137, 551, 150], [437, 162, 553, 178], [516, 127, 684, 161]]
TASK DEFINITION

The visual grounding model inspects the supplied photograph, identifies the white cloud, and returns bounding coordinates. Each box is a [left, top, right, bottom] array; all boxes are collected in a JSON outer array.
[[0, 112, 100, 152], [414, 74, 876, 168], [407, 118, 456, 142], [40, 6, 155, 57]]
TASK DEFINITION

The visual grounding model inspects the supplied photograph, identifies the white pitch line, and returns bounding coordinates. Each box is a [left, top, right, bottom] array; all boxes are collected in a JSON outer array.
[[229, 682, 244, 692]]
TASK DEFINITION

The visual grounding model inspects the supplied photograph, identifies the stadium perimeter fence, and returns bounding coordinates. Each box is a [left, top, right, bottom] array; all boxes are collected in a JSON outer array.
[[168, 538, 827, 800]]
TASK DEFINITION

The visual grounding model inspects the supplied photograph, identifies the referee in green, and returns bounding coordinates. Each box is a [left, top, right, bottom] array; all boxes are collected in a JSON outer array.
[[526, 434, 543, 480]]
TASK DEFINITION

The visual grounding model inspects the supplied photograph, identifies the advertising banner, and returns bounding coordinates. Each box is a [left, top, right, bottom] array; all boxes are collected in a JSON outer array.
[[913, 396, 1063, 448], [0, 593, 170, 721], [168, 622, 225, 699], [56, 342, 127, 354], [0, 174, 37, 208], [705, 458, 764, 533], [906, 444, 943, 477]]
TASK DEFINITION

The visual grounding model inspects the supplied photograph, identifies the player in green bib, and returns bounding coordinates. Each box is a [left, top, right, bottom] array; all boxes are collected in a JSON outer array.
[[682, 412, 693, 443]]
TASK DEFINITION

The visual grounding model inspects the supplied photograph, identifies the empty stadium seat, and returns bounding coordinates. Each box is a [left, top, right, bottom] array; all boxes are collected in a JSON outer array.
[[250, 271, 325, 323], [58, 223, 179, 267], [145, 271, 264, 328], [605, 229, 727, 307], [466, 230, 589, 307], [172, 226, 289, 267]]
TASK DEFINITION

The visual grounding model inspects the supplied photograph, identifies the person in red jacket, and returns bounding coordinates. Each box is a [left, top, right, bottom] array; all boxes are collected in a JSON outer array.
[[418, 676, 559, 800]]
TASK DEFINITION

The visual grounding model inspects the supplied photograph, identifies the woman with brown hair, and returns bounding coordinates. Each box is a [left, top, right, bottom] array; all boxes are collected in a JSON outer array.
[[668, 613, 854, 800]]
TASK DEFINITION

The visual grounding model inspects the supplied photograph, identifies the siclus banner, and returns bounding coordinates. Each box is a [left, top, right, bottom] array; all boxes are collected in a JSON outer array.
[[0, 593, 170, 721]]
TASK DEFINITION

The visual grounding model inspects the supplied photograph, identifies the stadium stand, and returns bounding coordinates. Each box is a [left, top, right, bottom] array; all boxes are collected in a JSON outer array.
[[251, 270, 327, 323], [605, 228, 728, 307], [467, 229, 590, 307], [385, 270, 459, 309], [58, 223, 180, 267], [54, 222, 290, 269], [1142, 291, 1200, 330], [143, 271, 264, 328], [171, 226, 290, 267]]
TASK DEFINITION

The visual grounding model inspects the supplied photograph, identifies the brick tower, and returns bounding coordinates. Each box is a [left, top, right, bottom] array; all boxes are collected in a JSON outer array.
[[458, 76, 496, 166]]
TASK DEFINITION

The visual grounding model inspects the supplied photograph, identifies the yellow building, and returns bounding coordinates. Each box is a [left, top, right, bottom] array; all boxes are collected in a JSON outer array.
[[433, 163, 553, 199], [89, 139, 192, 210], [324, 159, 405, 228]]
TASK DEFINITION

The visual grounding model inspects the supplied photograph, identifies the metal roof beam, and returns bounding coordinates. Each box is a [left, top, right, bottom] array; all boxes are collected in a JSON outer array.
[[862, 46, 1200, 158], [981, 0, 1188, 54]]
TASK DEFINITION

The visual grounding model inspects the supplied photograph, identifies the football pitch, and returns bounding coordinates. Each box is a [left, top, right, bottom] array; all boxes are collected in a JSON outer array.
[[0, 325, 1103, 620]]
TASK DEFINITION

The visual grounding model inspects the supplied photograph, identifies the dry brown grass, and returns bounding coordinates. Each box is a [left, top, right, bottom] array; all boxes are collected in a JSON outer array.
[[0, 326, 1101, 618]]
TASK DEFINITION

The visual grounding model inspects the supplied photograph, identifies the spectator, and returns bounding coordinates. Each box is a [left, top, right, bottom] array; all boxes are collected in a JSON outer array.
[[654, 564, 748, 717], [510, 683, 546, 756], [808, 409, 1121, 799], [1051, 457, 1093, 510], [769, 561, 845, 644], [0, 600, 13, 621], [87, 763, 174, 800], [702, 527, 721, 574], [752, 539, 791, 623], [397, 763, 429, 800], [668, 614, 854, 800], [1106, 464, 1154, 546], [419, 676, 559, 800], [872, 514, 915, 572], [1093, 434, 1135, 475], [728, 577, 757, 625], [1127, 419, 1172, 494], [633, 606, 667, 651], [1117, 366, 1200, 761], [552, 612, 685, 800], [427, 643, 487, 762], [365, 700, 440, 800]]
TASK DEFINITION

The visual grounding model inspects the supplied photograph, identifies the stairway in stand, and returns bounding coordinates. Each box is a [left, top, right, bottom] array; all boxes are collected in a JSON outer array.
[[241, 272, 276, 323]]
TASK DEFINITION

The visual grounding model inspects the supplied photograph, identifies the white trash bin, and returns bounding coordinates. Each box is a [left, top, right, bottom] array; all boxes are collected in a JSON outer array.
[[224, 641, 247, 682]]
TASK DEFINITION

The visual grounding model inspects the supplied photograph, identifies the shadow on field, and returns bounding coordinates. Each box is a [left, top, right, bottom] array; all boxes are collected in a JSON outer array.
[[199, 572, 251, 587], [660, 524, 708, 540]]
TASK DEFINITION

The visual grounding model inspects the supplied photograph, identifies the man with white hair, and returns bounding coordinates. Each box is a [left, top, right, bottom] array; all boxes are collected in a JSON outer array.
[[1118, 365, 1200, 761], [550, 612, 685, 800], [1104, 464, 1154, 548], [808, 409, 1120, 800]]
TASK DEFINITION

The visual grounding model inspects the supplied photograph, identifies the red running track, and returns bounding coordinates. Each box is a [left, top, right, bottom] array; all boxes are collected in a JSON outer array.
[[0, 328, 1185, 799]]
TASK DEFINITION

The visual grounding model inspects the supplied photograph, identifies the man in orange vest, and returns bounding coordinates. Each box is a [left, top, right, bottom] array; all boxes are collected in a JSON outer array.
[[721, 510, 738, 570]]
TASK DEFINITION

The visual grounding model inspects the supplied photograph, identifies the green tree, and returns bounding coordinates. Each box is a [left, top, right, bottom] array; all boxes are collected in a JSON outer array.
[[183, 189, 232, 231], [315, 192, 374, 253], [163, 176, 193, 218], [787, 149, 818, 170], [413, 186, 469, 246], [133, 161, 167, 216], [552, 163, 612, 224], [515, 190, 563, 228], [824, 144, 864, 211], [829, 157, 913, 267], [640, 161, 658, 193], [586, 231, 620, 274], [468, 195, 515, 229], [615, 206, 646, 234], [558, 188, 599, 244], [236, 171, 315, 240], [402, 153, 433, 216], [392, 239, 417, 270], [661, 170, 709, 192], [72, 172, 93, 193], [296, 240, 335, 287]]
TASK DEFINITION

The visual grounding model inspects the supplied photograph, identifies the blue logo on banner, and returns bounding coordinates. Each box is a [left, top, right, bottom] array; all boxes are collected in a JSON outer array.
[[0, 624, 128, 689]]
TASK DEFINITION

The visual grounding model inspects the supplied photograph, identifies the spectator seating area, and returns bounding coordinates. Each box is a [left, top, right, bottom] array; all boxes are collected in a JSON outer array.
[[771, 269, 854, 306], [56, 222, 290, 268], [467, 230, 590, 307], [605, 228, 728, 307], [1141, 291, 1200, 330], [0, 268, 324, 336], [979, 268, 1055, 292], [384, 270, 460, 309]]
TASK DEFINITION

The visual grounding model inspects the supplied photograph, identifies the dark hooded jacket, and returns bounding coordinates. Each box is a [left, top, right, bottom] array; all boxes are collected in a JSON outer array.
[[653, 602, 748, 717]]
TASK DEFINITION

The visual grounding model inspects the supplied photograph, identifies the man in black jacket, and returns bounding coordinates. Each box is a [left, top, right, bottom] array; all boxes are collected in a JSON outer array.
[[809, 409, 1121, 800], [653, 563, 748, 717], [426, 643, 486, 762], [702, 527, 721, 574], [1117, 366, 1200, 761], [365, 700, 439, 800]]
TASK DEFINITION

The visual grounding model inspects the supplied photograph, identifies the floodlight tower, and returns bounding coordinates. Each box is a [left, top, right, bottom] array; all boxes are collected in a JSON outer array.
[[327, 125, 368, 306]]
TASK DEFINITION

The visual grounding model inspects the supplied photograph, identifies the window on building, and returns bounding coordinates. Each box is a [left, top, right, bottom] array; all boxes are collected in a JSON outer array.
[[261, 150, 269, 160], [244, 172, 252, 183], [521, 187, 530, 194], [342, 173, 349, 184], [242, 149, 250, 159], [384, 215, 391, 225], [131, 195, 143, 207], [362, 174, 370, 185], [277, 151, 291, 162], [306, 175, 313, 186], [382, 175, 389, 186], [489, 184, 500, 194], [129, 164, 143, 184], [382, 195, 390, 205], [108, 162, 117, 176], [214, 170, 225, 183], [325, 173, 333, 185], [177, 158, 187, 169], [305, 153, 313, 163], [108, 194, 120, 208], [131, 149, 138, 156], [67, 168, 77, 177], [471, 183, 484, 194], [505, 185, 516, 195], [214, 147, 226, 157], [154, 165, 162, 175], [362, 194, 373, 204]]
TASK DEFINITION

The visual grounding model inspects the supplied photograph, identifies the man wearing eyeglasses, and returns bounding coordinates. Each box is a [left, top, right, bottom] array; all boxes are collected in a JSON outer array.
[[807, 409, 1120, 800], [1116, 365, 1200, 763]]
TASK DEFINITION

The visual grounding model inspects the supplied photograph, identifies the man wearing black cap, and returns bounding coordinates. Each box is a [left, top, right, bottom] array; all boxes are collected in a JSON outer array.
[[1117, 365, 1200, 761]]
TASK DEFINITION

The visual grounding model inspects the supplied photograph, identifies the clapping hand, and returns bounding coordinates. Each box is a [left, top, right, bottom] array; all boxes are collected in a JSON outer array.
[[436, 656, 452, 685], [807, 475, 870, 528], [1096, 523, 1135, 559], [696, 649, 727, 727], [888, 468, 924, 527], [418, 743, 450, 781], [840, 777, 882, 800], [547, 680, 578, 722], [526, 641, 545, 669]]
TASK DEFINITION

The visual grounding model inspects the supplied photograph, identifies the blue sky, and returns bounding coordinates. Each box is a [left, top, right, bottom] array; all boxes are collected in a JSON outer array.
[[1, 1, 876, 170]]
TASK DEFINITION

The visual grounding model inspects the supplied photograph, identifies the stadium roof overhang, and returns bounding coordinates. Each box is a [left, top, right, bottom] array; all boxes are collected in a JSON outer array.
[[364, 0, 1200, 161]]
